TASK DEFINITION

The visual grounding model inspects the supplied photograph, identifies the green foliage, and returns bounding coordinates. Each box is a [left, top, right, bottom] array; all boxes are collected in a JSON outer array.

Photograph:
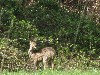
[[1, 69, 100, 75], [0, 0, 100, 71]]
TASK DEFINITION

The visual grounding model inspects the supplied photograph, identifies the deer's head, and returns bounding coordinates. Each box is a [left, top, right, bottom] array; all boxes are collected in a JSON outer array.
[[28, 38, 37, 56], [29, 37, 37, 49], [29, 41, 37, 49]]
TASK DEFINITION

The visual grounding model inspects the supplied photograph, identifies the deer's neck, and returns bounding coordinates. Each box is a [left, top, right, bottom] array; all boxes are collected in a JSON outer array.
[[28, 49, 33, 57]]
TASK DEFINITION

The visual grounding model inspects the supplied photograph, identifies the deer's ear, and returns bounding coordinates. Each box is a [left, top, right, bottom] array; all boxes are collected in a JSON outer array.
[[29, 41, 31, 44], [34, 38, 37, 42], [29, 37, 37, 42]]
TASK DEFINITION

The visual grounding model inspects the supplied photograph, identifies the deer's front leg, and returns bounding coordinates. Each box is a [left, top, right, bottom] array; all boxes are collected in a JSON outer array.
[[43, 57, 48, 70], [33, 60, 37, 71]]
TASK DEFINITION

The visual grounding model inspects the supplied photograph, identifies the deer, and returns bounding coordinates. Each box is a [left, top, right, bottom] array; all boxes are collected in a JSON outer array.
[[28, 38, 56, 71]]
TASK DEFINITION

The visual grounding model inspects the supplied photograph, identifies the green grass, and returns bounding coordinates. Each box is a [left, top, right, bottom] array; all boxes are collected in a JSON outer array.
[[1, 69, 100, 75]]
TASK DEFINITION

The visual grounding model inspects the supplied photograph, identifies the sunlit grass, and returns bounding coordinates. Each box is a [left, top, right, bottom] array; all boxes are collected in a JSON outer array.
[[1, 69, 100, 75]]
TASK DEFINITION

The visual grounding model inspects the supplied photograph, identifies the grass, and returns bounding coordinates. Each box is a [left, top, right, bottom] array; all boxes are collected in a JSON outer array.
[[1, 69, 100, 75]]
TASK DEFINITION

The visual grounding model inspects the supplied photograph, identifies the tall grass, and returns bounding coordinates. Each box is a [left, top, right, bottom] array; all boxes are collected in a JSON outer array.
[[1, 69, 100, 75]]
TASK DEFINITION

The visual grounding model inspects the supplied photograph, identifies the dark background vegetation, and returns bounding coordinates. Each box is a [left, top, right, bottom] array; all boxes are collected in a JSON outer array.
[[0, 0, 100, 71]]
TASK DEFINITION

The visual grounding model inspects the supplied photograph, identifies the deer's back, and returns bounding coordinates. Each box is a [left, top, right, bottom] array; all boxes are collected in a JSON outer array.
[[41, 47, 56, 58]]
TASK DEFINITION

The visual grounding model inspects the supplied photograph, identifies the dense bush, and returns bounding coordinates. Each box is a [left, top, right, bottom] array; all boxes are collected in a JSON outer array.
[[0, 0, 100, 71]]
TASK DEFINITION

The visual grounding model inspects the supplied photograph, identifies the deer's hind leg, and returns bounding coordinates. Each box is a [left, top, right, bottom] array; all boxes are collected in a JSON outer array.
[[51, 58, 54, 69], [48, 58, 54, 69]]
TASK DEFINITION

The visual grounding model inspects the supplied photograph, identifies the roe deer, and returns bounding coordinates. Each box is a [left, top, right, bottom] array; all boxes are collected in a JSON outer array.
[[28, 39, 56, 70]]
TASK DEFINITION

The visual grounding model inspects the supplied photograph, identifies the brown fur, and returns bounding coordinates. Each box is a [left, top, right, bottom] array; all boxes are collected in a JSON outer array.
[[28, 41, 56, 70]]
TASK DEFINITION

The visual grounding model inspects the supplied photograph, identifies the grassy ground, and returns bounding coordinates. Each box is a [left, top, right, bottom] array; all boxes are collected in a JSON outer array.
[[1, 69, 100, 75]]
